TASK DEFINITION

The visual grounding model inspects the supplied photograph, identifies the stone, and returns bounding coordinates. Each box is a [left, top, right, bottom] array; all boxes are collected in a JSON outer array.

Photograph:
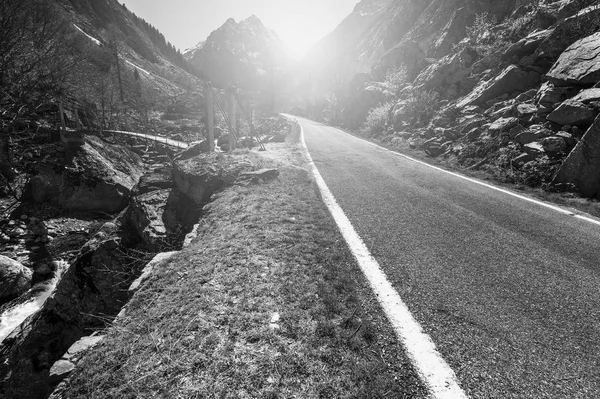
[[547, 32, 600, 86], [512, 152, 541, 167], [59, 136, 144, 213], [535, 82, 579, 107], [173, 154, 253, 205], [571, 88, 600, 103], [533, 5, 600, 68], [35, 263, 52, 278], [457, 114, 488, 135], [524, 142, 545, 155], [553, 115, 600, 197], [20, 215, 28, 221], [48, 360, 75, 385], [66, 335, 105, 360], [515, 89, 538, 103], [489, 117, 519, 136], [0, 255, 32, 300], [237, 168, 280, 184], [134, 168, 173, 196], [556, 131, 576, 147], [457, 65, 540, 108], [175, 140, 211, 161], [517, 103, 538, 117], [515, 125, 553, 145], [128, 252, 178, 294], [541, 136, 568, 153], [414, 47, 476, 93], [503, 28, 554, 60], [547, 99, 598, 126]]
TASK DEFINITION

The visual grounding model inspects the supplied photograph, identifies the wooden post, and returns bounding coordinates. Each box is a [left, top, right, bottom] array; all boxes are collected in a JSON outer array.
[[74, 106, 82, 131], [228, 89, 237, 150], [206, 84, 215, 151], [58, 102, 67, 132]]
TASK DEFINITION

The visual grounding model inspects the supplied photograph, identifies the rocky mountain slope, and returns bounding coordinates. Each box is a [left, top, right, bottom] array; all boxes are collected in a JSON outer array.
[[184, 15, 294, 92], [315, 0, 600, 199]]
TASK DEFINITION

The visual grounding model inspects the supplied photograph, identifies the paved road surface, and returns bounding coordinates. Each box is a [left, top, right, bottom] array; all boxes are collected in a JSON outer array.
[[298, 116, 600, 398]]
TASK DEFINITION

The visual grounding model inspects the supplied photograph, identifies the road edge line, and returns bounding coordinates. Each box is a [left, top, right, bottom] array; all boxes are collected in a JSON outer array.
[[297, 123, 469, 399], [320, 123, 594, 219]]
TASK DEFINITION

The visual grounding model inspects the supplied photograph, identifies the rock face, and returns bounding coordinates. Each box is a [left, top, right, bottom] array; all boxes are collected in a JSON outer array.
[[547, 32, 600, 86], [25, 136, 144, 213], [457, 65, 540, 108], [0, 256, 32, 301], [553, 115, 600, 197]]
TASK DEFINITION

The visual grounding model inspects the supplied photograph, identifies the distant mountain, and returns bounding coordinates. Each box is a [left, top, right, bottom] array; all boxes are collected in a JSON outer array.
[[302, 0, 393, 76], [184, 15, 294, 91]]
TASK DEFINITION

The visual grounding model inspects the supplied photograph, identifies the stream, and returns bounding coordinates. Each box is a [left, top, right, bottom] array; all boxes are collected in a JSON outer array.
[[0, 260, 69, 343]]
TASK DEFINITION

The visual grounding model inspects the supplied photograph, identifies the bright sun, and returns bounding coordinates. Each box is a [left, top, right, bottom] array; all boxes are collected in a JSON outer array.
[[264, 11, 334, 57]]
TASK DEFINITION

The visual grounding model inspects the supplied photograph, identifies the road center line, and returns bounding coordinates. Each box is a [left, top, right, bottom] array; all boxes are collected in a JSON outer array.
[[298, 123, 469, 399]]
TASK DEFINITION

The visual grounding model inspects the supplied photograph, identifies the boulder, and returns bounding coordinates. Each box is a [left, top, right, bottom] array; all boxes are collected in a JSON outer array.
[[175, 140, 211, 161], [504, 28, 554, 60], [547, 32, 600, 87], [134, 168, 173, 196], [556, 131, 576, 147], [489, 117, 520, 136], [535, 82, 579, 108], [128, 189, 171, 247], [553, 115, 600, 197], [517, 103, 538, 117], [173, 154, 253, 205], [532, 5, 600, 68], [59, 136, 144, 213], [546, 99, 598, 126], [0, 255, 32, 301], [457, 114, 488, 135], [414, 47, 476, 93], [512, 152, 542, 167], [571, 88, 600, 103], [541, 136, 568, 153], [128, 252, 178, 295], [48, 360, 74, 385], [457, 65, 540, 108], [515, 125, 553, 144]]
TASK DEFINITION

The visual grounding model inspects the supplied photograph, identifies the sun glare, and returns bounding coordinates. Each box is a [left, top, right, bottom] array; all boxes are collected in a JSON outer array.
[[265, 10, 334, 57]]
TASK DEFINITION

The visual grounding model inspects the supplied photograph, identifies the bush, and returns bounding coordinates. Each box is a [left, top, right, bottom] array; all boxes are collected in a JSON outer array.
[[361, 101, 394, 136], [402, 90, 441, 128]]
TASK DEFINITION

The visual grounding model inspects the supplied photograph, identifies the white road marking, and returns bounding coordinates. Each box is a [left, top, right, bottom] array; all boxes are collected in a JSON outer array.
[[310, 119, 600, 223], [297, 123, 469, 399]]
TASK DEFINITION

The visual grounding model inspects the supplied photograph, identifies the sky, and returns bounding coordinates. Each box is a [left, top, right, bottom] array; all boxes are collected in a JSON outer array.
[[120, 0, 359, 57]]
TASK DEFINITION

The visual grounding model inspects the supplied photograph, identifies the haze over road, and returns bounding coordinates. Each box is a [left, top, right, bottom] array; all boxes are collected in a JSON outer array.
[[298, 116, 600, 398]]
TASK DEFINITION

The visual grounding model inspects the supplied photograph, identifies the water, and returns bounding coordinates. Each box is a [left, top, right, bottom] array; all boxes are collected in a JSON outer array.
[[0, 261, 69, 343]]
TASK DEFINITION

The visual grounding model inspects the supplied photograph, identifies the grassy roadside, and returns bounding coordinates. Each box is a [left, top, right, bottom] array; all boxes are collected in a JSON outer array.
[[59, 130, 427, 398], [332, 125, 600, 219]]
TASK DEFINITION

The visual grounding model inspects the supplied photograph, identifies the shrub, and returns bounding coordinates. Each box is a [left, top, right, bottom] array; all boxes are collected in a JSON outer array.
[[383, 64, 407, 96], [362, 101, 394, 137]]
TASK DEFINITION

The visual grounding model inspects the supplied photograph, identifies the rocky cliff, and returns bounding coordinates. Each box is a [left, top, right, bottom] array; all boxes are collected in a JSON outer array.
[[318, 0, 600, 198]]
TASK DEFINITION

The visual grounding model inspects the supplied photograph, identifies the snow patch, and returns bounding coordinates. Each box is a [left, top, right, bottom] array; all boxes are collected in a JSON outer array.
[[126, 60, 151, 76], [73, 24, 101, 46]]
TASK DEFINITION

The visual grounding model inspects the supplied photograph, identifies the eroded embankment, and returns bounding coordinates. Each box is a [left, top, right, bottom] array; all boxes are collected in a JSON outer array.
[[0, 140, 275, 398], [48, 127, 427, 398]]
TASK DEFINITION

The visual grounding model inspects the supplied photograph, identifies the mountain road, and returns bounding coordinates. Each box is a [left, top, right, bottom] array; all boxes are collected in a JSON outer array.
[[296, 116, 600, 399]]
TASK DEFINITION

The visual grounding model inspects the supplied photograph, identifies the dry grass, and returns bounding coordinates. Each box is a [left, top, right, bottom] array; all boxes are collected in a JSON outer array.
[[60, 129, 426, 398]]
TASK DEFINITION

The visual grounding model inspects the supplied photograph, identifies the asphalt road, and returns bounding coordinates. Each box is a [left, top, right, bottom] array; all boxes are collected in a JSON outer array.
[[297, 116, 600, 399]]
